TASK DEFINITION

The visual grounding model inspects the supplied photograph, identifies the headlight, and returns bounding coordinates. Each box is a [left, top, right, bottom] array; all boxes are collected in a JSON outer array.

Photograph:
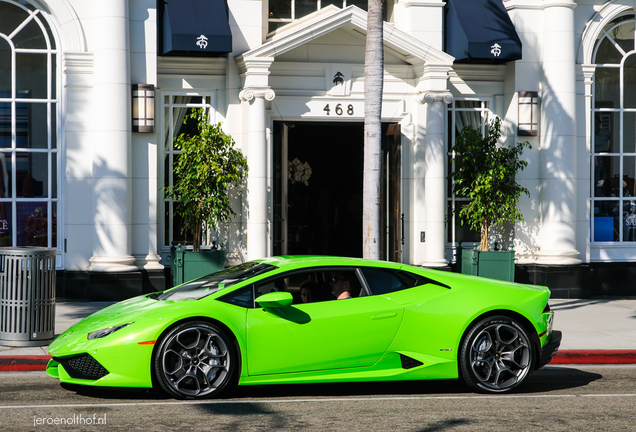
[[87, 323, 133, 340]]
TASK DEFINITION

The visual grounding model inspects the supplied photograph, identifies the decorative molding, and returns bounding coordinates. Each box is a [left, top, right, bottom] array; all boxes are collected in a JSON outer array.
[[400, 0, 446, 8], [31, 0, 88, 52], [579, 64, 596, 98], [399, 113, 416, 141], [504, 0, 575, 11], [417, 91, 453, 105], [503, 0, 544, 11], [529, 249, 582, 265], [578, 3, 634, 65], [238, 5, 453, 67], [134, 254, 165, 271], [235, 57, 276, 89], [541, 0, 577, 10], [450, 64, 507, 83], [158, 57, 227, 76], [239, 88, 276, 102], [63, 51, 93, 74], [87, 255, 138, 273]]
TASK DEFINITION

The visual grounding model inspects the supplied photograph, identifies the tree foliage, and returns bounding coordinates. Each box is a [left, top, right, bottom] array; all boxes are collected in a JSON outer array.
[[449, 117, 531, 251], [163, 108, 248, 252]]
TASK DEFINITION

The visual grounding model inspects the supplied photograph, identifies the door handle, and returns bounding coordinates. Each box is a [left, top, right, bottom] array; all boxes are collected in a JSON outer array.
[[370, 312, 398, 320]]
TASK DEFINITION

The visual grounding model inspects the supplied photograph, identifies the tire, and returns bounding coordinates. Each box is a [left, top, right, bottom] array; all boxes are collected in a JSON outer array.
[[460, 315, 535, 393], [154, 321, 236, 399]]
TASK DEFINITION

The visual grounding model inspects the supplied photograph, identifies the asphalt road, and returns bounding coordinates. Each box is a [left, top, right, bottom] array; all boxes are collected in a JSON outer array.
[[1, 366, 635, 431]]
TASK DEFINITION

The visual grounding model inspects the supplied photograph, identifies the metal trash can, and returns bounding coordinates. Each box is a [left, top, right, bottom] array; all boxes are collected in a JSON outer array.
[[0, 247, 56, 347]]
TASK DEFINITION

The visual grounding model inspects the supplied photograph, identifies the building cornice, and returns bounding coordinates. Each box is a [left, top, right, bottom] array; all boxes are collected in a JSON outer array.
[[400, 0, 446, 8], [504, 0, 576, 11], [157, 57, 227, 76]]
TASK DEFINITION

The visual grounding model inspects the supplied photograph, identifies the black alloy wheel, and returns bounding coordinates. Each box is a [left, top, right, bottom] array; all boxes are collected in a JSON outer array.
[[460, 315, 535, 393], [154, 321, 236, 399]]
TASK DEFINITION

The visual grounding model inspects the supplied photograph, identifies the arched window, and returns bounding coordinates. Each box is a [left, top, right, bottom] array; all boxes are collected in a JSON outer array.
[[0, 0, 58, 248], [592, 15, 636, 243]]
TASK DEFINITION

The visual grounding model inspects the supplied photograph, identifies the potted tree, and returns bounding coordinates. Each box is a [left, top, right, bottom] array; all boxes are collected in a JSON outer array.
[[448, 117, 531, 281], [164, 108, 248, 286]]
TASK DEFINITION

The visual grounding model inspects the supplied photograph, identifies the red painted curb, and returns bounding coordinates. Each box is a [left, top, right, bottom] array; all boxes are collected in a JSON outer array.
[[1, 350, 635, 372], [551, 350, 636, 364], [0, 356, 51, 371]]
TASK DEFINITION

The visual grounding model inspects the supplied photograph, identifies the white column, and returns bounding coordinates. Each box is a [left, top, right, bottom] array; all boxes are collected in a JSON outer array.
[[418, 90, 453, 267], [239, 88, 275, 261], [537, 0, 580, 264], [130, 1, 162, 270], [394, 0, 445, 50], [88, 0, 136, 272]]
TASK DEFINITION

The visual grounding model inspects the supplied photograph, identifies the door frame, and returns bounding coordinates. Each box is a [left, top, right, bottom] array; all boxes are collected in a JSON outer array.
[[272, 121, 403, 261]]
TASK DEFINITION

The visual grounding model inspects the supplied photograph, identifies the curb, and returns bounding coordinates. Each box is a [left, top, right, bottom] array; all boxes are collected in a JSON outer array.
[[0, 356, 51, 372], [551, 350, 636, 364]]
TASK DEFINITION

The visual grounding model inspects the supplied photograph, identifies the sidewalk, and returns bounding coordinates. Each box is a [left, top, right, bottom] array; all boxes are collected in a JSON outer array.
[[1, 298, 635, 371], [0, 301, 116, 371], [548, 298, 636, 364]]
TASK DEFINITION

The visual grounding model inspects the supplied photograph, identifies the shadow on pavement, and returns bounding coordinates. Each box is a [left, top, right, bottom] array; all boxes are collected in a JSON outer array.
[[518, 366, 602, 393], [60, 383, 170, 400], [57, 366, 601, 401]]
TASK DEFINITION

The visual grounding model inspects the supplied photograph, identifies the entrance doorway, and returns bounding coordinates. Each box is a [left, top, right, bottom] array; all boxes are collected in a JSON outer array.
[[273, 121, 401, 260]]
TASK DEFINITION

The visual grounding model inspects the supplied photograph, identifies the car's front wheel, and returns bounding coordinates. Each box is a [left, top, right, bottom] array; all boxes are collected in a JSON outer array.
[[154, 321, 236, 399], [460, 316, 535, 393]]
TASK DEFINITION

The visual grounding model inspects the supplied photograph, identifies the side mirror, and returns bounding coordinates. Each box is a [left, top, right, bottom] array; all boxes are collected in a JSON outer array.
[[255, 291, 293, 309]]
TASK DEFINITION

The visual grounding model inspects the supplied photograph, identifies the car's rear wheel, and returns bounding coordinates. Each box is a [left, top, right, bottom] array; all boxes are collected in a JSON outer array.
[[154, 321, 235, 399], [460, 316, 535, 393]]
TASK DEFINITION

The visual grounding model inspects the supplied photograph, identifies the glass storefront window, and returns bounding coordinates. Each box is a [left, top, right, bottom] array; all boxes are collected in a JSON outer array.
[[267, 0, 391, 33], [161, 93, 216, 248], [446, 99, 491, 246], [592, 15, 636, 244], [0, 1, 58, 248]]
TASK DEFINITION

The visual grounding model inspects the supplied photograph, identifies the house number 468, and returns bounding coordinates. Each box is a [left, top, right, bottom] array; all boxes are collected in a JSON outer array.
[[323, 103, 354, 116]]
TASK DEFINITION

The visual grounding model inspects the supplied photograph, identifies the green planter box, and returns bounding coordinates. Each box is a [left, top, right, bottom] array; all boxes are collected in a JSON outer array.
[[460, 248, 515, 282], [170, 247, 225, 287]]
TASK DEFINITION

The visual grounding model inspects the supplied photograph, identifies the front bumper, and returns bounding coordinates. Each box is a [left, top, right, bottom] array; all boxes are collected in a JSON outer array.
[[538, 330, 562, 368]]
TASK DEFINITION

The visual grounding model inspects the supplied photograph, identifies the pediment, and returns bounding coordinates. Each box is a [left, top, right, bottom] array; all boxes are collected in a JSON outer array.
[[275, 27, 409, 65], [236, 5, 454, 68]]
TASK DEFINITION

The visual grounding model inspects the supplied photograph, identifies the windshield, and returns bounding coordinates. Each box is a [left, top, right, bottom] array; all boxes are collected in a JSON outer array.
[[157, 262, 277, 301]]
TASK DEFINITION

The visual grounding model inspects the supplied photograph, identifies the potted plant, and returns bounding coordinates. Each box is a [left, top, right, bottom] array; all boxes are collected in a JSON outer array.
[[163, 108, 248, 286], [448, 117, 531, 281]]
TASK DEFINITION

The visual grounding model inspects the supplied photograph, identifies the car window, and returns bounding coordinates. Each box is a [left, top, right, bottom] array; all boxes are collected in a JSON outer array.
[[219, 267, 364, 308], [360, 267, 444, 295], [156, 262, 276, 301], [219, 286, 254, 308]]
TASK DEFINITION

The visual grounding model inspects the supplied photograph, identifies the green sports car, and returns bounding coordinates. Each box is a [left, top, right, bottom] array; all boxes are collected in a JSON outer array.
[[47, 256, 561, 398]]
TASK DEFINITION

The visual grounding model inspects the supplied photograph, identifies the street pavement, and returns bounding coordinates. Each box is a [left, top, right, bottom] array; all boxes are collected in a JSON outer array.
[[1, 297, 635, 371]]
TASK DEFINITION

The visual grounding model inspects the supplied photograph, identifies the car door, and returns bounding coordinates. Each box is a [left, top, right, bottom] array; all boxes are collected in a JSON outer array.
[[245, 268, 404, 376]]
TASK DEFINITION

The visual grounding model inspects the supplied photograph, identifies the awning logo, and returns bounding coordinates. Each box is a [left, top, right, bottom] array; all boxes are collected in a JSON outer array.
[[197, 35, 208, 49], [491, 43, 502, 57]]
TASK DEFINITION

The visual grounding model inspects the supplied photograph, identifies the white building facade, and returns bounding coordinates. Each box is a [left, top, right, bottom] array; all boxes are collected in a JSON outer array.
[[2, 0, 635, 299]]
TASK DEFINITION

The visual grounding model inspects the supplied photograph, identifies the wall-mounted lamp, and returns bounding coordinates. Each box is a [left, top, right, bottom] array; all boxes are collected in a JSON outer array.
[[518, 91, 539, 136], [132, 84, 155, 133]]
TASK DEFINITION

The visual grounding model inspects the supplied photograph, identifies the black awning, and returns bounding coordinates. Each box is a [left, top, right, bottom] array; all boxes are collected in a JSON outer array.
[[445, 0, 522, 63], [160, 0, 232, 56]]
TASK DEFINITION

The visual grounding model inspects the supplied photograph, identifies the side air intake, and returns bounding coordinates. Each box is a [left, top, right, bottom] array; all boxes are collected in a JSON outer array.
[[400, 354, 424, 369]]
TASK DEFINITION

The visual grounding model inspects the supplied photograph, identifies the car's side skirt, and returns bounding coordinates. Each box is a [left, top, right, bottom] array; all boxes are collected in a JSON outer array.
[[238, 352, 458, 386]]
